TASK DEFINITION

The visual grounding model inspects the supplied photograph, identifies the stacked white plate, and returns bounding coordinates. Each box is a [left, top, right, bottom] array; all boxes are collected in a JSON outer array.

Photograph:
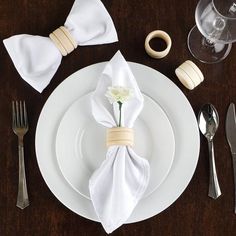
[[35, 62, 200, 222]]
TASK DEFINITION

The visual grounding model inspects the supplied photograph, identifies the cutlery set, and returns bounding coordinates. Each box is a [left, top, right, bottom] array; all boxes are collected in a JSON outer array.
[[198, 103, 236, 213], [12, 100, 236, 213]]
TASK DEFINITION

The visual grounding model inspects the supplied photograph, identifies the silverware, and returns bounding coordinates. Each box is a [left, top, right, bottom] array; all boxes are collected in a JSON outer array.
[[198, 104, 221, 199], [226, 103, 236, 213], [12, 101, 29, 209]]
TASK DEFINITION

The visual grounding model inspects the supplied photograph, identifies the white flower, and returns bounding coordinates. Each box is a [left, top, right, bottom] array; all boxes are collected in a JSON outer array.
[[105, 86, 134, 104]]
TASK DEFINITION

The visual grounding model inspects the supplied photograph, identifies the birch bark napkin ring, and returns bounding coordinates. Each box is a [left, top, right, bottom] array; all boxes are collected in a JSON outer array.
[[145, 30, 172, 59], [3, 0, 118, 92], [175, 60, 204, 90], [90, 51, 150, 233]]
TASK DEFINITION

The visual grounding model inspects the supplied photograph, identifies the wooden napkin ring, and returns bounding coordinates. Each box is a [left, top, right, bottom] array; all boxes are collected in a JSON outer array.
[[175, 60, 204, 90], [106, 127, 134, 147], [145, 30, 172, 59], [49, 26, 77, 56]]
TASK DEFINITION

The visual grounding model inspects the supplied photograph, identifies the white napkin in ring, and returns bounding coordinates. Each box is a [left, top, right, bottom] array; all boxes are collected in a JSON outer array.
[[90, 51, 150, 233], [3, 0, 118, 92]]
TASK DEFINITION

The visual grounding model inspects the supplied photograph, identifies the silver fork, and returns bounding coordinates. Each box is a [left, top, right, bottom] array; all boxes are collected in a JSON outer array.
[[12, 101, 29, 209]]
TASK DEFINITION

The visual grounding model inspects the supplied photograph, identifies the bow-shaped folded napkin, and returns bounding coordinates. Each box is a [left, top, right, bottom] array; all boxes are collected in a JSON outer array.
[[90, 51, 150, 233], [3, 0, 118, 92]]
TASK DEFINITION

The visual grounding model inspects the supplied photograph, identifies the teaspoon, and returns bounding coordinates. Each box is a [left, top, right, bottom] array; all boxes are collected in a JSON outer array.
[[198, 104, 221, 199]]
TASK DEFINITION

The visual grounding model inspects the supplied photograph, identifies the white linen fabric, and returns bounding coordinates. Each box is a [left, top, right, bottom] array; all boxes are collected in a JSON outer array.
[[90, 51, 150, 233], [3, 0, 118, 92]]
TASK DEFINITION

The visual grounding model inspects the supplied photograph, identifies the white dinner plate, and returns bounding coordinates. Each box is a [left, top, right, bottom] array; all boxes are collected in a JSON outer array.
[[35, 62, 200, 223], [56, 93, 175, 199]]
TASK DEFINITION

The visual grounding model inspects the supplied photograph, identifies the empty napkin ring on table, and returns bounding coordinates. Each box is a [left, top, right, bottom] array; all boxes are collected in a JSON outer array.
[[49, 26, 77, 56], [106, 127, 134, 147], [175, 60, 204, 90], [145, 30, 172, 59]]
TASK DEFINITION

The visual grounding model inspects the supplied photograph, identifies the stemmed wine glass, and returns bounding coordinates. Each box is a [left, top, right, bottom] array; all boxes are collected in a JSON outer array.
[[188, 0, 236, 63]]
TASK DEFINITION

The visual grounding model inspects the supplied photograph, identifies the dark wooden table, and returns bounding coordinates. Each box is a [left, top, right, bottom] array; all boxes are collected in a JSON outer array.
[[0, 0, 236, 235]]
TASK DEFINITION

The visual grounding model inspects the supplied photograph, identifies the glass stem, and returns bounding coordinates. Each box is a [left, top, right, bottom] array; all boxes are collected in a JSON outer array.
[[202, 37, 215, 47]]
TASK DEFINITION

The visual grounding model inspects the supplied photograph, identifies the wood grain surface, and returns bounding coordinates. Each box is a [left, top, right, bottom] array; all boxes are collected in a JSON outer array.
[[0, 0, 235, 235]]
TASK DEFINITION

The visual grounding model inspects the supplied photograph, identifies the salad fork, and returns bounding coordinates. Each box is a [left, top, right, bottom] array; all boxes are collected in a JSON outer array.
[[12, 101, 29, 209]]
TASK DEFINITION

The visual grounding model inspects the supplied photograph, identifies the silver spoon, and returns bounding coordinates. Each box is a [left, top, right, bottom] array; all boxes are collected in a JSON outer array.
[[198, 104, 221, 199]]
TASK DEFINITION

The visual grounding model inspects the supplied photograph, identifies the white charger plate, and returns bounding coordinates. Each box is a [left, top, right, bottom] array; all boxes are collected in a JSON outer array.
[[35, 62, 200, 223], [56, 93, 175, 199]]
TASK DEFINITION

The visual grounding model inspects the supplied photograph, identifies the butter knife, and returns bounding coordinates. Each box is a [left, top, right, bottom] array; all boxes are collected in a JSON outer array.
[[226, 103, 236, 214]]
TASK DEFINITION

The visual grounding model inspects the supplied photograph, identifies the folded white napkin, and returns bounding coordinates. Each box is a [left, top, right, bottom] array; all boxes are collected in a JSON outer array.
[[90, 51, 150, 233], [3, 0, 118, 92]]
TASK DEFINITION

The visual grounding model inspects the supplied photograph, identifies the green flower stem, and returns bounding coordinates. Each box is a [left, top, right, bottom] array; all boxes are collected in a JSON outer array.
[[118, 101, 122, 127]]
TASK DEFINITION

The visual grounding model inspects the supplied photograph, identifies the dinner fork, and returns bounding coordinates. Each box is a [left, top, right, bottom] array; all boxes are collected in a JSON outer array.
[[12, 101, 29, 209]]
